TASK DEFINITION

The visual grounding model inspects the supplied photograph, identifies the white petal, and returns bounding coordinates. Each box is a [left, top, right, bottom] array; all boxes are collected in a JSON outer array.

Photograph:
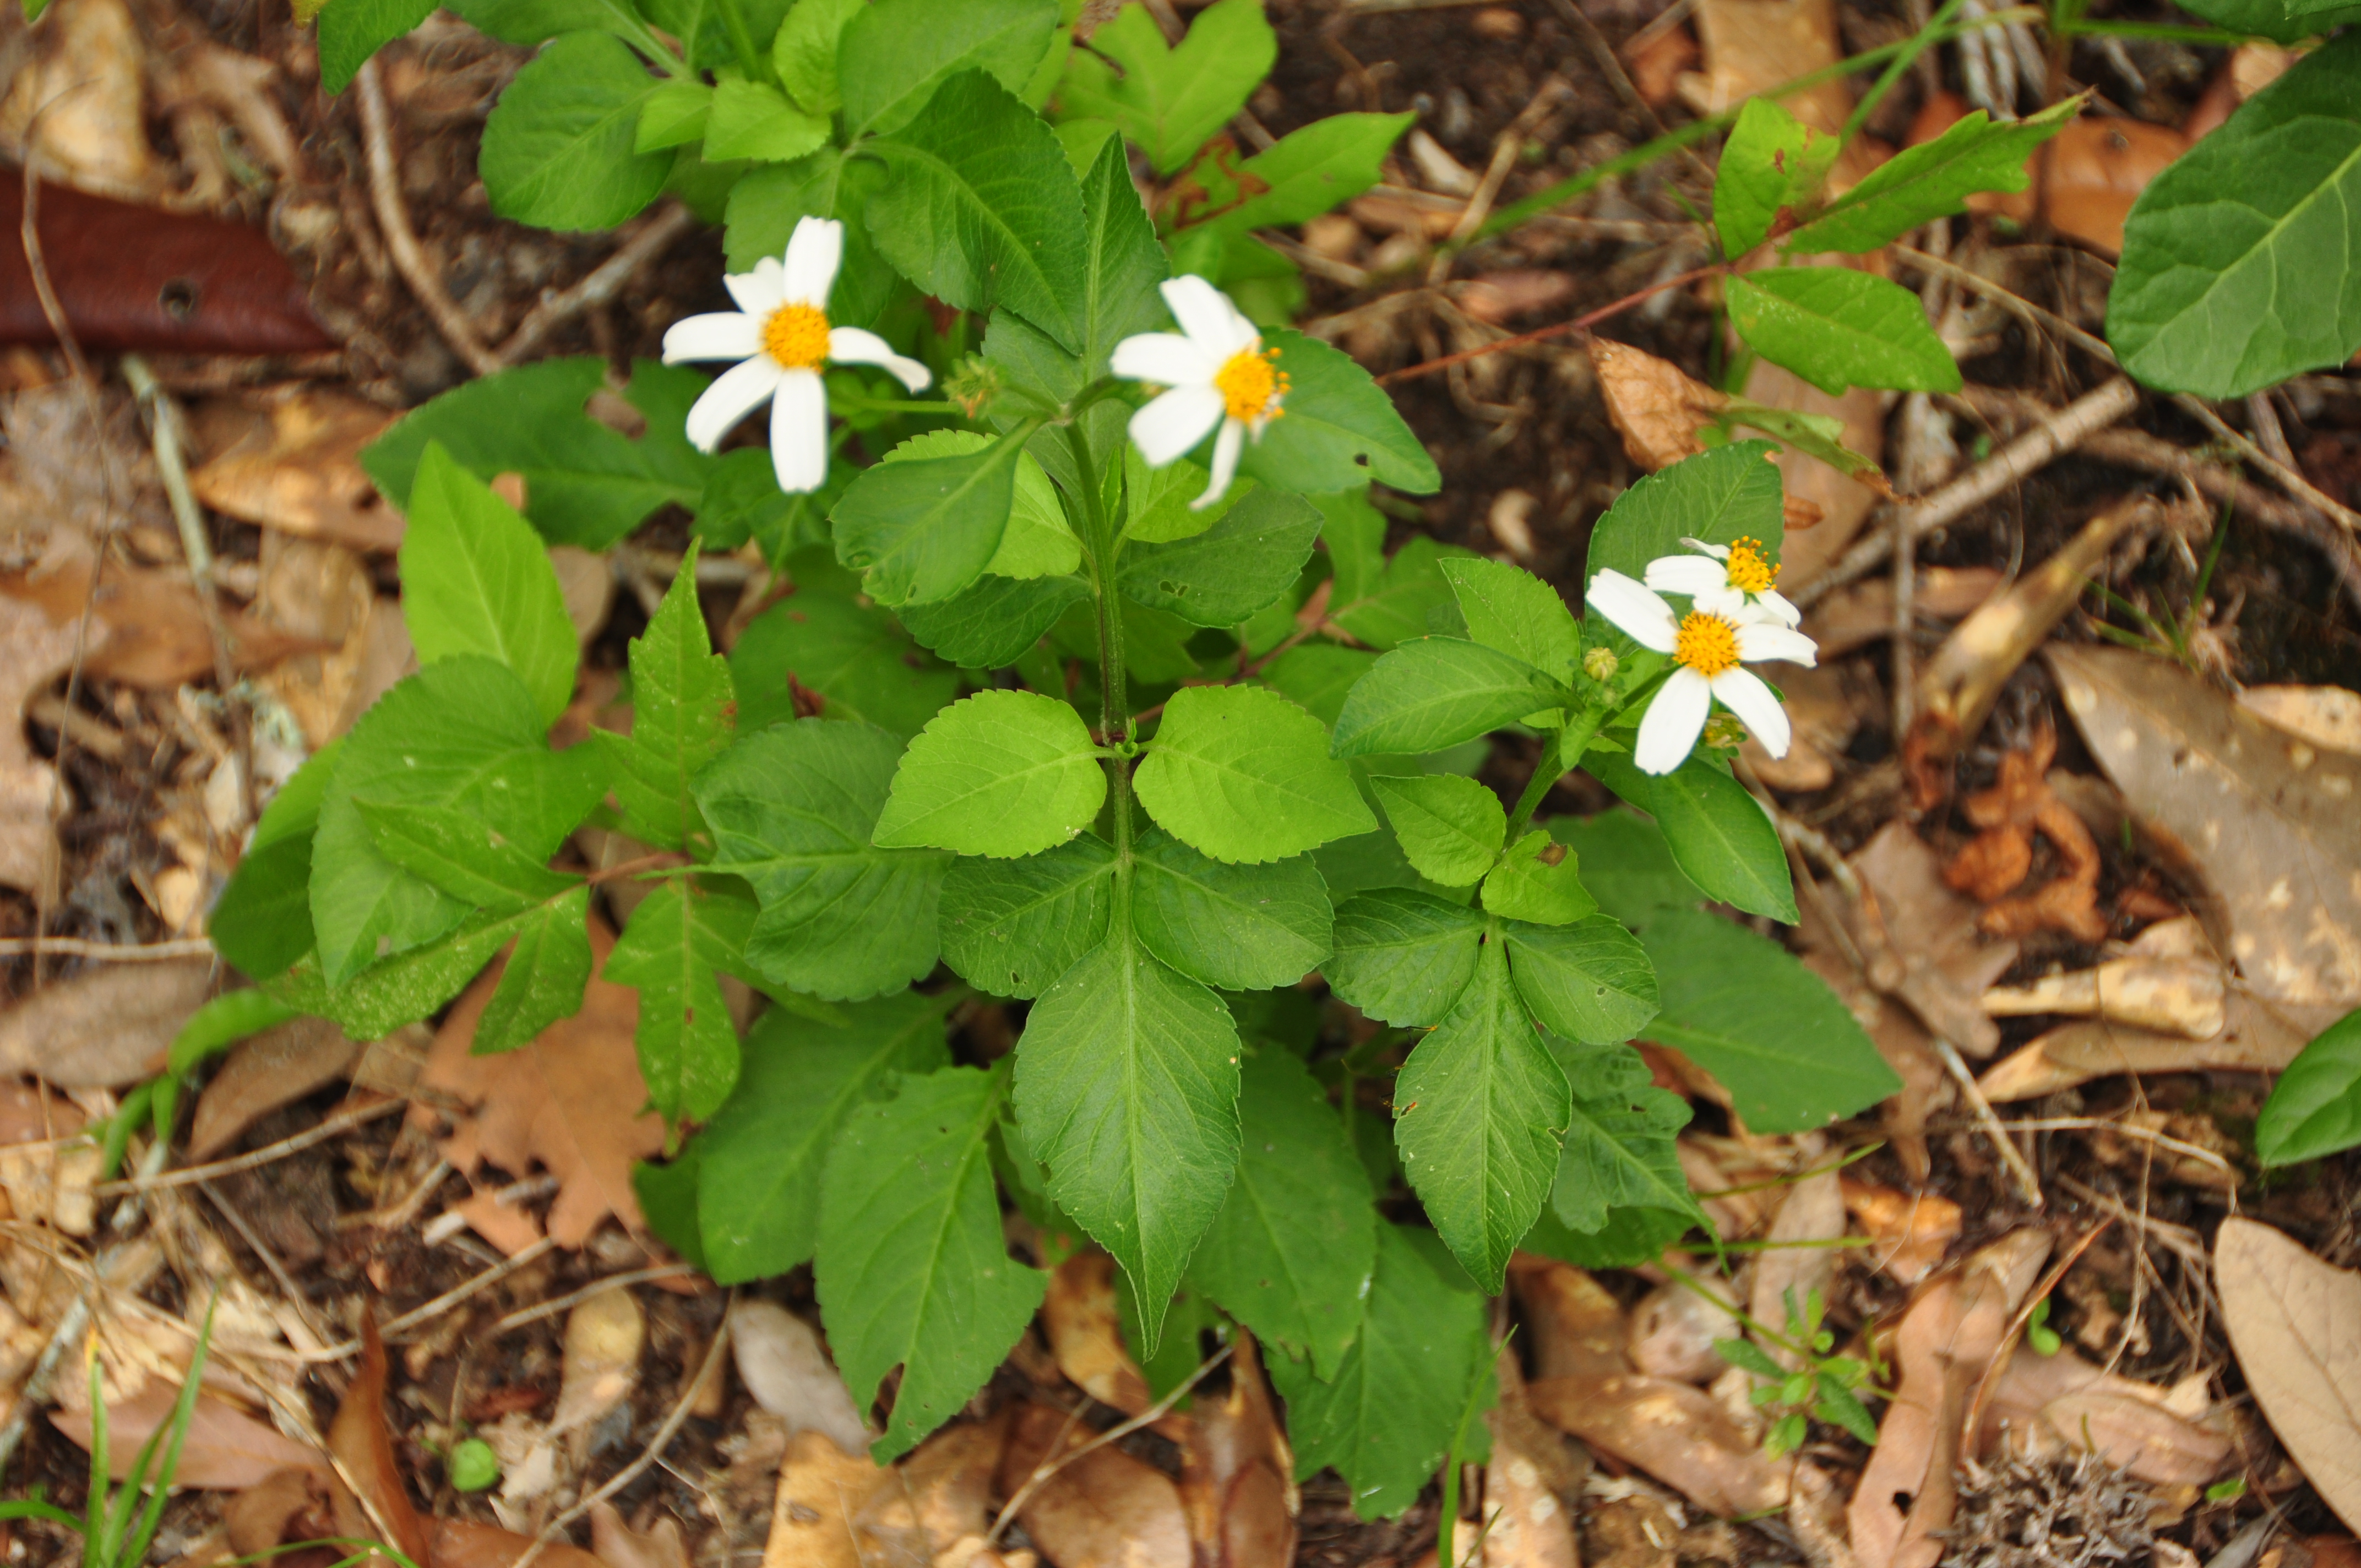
[[1689, 583, 1750, 622], [1634, 667, 1712, 775], [683, 357, 784, 451], [1585, 569, 1679, 654], [1194, 418, 1244, 510], [1751, 589, 1804, 627], [1128, 383, 1226, 466], [828, 326, 932, 392], [769, 369, 829, 493], [1644, 555, 1731, 598], [1679, 537, 1732, 559], [1160, 275, 1248, 352], [1111, 331, 1220, 386], [662, 312, 762, 365], [1734, 619, 1820, 668], [781, 216, 844, 307], [724, 257, 784, 317], [1711, 667, 1791, 757]]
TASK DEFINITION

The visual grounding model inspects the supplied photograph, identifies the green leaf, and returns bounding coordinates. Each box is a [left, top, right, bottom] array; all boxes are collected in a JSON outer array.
[[820, 1064, 1049, 1460], [363, 359, 711, 550], [2107, 38, 2361, 399], [1520, 1200, 1695, 1270], [1325, 522, 1468, 652], [597, 541, 735, 851], [873, 690, 1107, 858], [1551, 809, 1704, 928], [1123, 447, 1251, 545], [703, 79, 830, 164], [1713, 95, 1838, 258], [1076, 132, 1174, 378], [1639, 907, 1900, 1133], [1189, 1050, 1374, 1379], [1440, 558, 1579, 682], [1118, 486, 1323, 627], [354, 801, 580, 911], [2164, 0, 2361, 41], [317, 0, 436, 94], [446, 0, 656, 49], [398, 443, 578, 726], [1012, 923, 1242, 1351], [938, 835, 1117, 998], [1394, 934, 1568, 1291], [773, 0, 863, 113], [725, 149, 897, 326], [605, 877, 746, 1121], [880, 429, 1076, 580], [1266, 1222, 1488, 1522], [897, 574, 1090, 670], [1331, 638, 1564, 759], [1325, 889, 1486, 1026], [1783, 97, 2078, 254], [1720, 399, 1890, 492], [210, 742, 341, 981], [1130, 829, 1332, 990], [1189, 112, 1413, 237], [643, 0, 789, 70], [695, 992, 950, 1280], [1504, 916, 1660, 1045], [1582, 441, 1786, 589], [697, 720, 951, 1000], [832, 429, 1025, 607], [1548, 1038, 1702, 1233], [1136, 684, 1375, 864], [1058, 0, 1275, 175], [1589, 752, 1796, 923], [479, 31, 670, 232], [837, 0, 1057, 137], [2255, 1006, 2361, 1166], [1481, 830, 1597, 926], [635, 80, 714, 153], [1370, 774, 1505, 887], [472, 886, 595, 1054], [867, 70, 1087, 349], [731, 549, 958, 738], [1725, 267, 1962, 396], [1238, 329, 1440, 496], [1261, 643, 1375, 729], [167, 990, 303, 1077]]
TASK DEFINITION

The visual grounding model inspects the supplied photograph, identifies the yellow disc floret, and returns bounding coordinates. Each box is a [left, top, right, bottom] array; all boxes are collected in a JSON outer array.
[[1724, 536, 1779, 596], [1674, 610, 1741, 676], [1214, 345, 1288, 424], [763, 302, 832, 370]]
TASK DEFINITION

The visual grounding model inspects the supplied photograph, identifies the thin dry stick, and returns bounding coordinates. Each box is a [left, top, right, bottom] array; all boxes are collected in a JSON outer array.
[[1957, 1217, 2115, 1457], [505, 1305, 733, 1568], [1376, 263, 1725, 384], [1930, 1035, 2044, 1208], [497, 202, 698, 364], [380, 1235, 559, 1342], [2169, 393, 2360, 535], [987, 1343, 1236, 1546], [91, 1097, 407, 1196], [1995, 1117, 2236, 1177], [198, 1178, 335, 1347], [491, 1264, 699, 1332], [355, 58, 501, 377], [0, 935, 217, 960]]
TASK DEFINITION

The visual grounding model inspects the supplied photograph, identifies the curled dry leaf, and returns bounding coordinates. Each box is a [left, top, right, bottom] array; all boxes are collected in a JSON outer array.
[[1592, 339, 1729, 473], [49, 1382, 329, 1490], [1527, 1373, 1791, 1517], [2216, 1218, 2361, 1534], [329, 1317, 431, 1567], [765, 1427, 891, 1568], [1178, 1334, 1297, 1568], [1978, 989, 2330, 1102], [1000, 1401, 1193, 1568], [1042, 1250, 1155, 1418], [0, 0, 157, 197], [589, 1501, 691, 1568], [0, 959, 214, 1087], [188, 393, 404, 553], [1979, 1344, 2232, 1484], [1841, 1180, 1962, 1284], [552, 1284, 645, 1440], [730, 1298, 871, 1456], [856, 1409, 1007, 1566], [1943, 723, 2110, 945], [2238, 685, 2361, 759], [1982, 955, 2227, 1040], [189, 1016, 362, 1159]]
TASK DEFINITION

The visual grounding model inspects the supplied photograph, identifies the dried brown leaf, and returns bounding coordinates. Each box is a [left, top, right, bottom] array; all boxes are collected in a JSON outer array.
[[1841, 1180, 1961, 1284], [729, 1299, 870, 1456], [1178, 1334, 1297, 1568], [187, 393, 403, 552], [1979, 1345, 2232, 1483], [589, 1501, 690, 1568], [0, 1078, 84, 1144], [2216, 1218, 2361, 1533], [2239, 685, 2361, 759], [1526, 1373, 1790, 1517], [190, 1016, 362, 1159], [1509, 1254, 1630, 1382], [0, 589, 77, 897], [1977, 990, 2335, 1102], [0, 959, 214, 1086], [764, 1427, 891, 1568], [1042, 1251, 1154, 1418], [0, 532, 317, 691], [1000, 1401, 1193, 1568], [1851, 822, 2019, 1056], [1750, 1168, 1845, 1370], [1592, 339, 1729, 472], [854, 1411, 1006, 1565], [431, 1518, 607, 1568], [0, 0, 157, 197], [1627, 1275, 1740, 1384], [2041, 118, 2185, 255], [1476, 1433, 1580, 1568], [327, 1317, 431, 1567]]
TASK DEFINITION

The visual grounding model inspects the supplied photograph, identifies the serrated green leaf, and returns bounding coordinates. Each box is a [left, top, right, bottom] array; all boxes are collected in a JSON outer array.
[[1130, 829, 1332, 990], [2108, 39, 2361, 399], [1719, 399, 1889, 491], [697, 720, 951, 1000], [1013, 923, 1242, 1352], [1118, 486, 1323, 627], [1548, 810, 1703, 929], [873, 690, 1106, 857], [317, 0, 436, 94], [1076, 132, 1174, 378], [1582, 442, 1785, 589], [1324, 511, 1470, 652], [635, 79, 713, 153], [1261, 643, 1376, 729], [1330, 637, 1564, 759], [1726, 267, 1961, 396], [355, 800, 580, 911], [897, 573, 1091, 670], [1188, 111, 1412, 238], [1714, 95, 1838, 257], [879, 429, 1076, 579], [1548, 1038, 1701, 1233], [2166, 0, 2361, 41], [695, 992, 951, 1280], [731, 548, 958, 738], [832, 428, 1025, 607], [1136, 684, 1375, 864], [1481, 830, 1596, 926], [211, 742, 341, 981], [867, 70, 1086, 350], [1394, 934, 1568, 1291], [938, 834, 1117, 999], [837, 0, 1058, 137], [1588, 752, 1796, 922], [1123, 445, 1252, 545], [472, 886, 594, 1054], [447, 0, 655, 49], [605, 877, 746, 1121], [1504, 915, 1659, 1045], [773, 0, 862, 113], [1783, 97, 2077, 254], [1237, 329, 1439, 496], [1058, 0, 1274, 175], [1520, 1200, 1695, 1270], [1370, 774, 1504, 886], [2255, 1006, 2361, 1165], [643, 0, 789, 70], [398, 444, 578, 726], [1716, 1336, 1788, 1381], [1639, 907, 1900, 1133], [703, 79, 830, 164], [1189, 1050, 1374, 1380], [1266, 1222, 1488, 1522], [1440, 557, 1579, 680], [293, 902, 543, 1041], [479, 31, 670, 232], [820, 1064, 1049, 1460], [599, 542, 735, 850], [1325, 889, 1484, 1026]]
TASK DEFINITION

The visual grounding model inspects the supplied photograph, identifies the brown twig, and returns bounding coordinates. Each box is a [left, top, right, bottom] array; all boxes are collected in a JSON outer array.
[[1376, 264, 1726, 385], [491, 1264, 700, 1332], [355, 57, 501, 377], [497, 202, 698, 364], [987, 1343, 1234, 1546], [1932, 1036, 2046, 1208], [0, 935, 218, 960], [1957, 1217, 2115, 1457], [90, 1097, 407, 1195]]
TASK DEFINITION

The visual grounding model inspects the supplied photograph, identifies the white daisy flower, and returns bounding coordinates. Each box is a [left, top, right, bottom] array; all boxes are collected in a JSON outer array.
[[1587, 568, 1819, 775], [661, 215, 932, 494], [1111, 275, 1289, 511], [1642, 535, 1802, 627]]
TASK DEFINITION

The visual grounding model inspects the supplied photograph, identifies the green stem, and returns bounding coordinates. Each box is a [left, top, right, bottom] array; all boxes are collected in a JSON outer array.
[[1503, 706, 1604, 843], [1843, 0, 1965, 147], [1066, 422, 1133, 868], [2053, 17, 2254, 41], [711, 0, 769, 84]]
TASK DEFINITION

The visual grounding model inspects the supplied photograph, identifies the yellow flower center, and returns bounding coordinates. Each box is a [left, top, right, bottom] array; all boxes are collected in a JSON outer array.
[[1214, 345, 1288, 424], [1724, 536, 1779, 596], [1674, 610, 1742, 676], [763, 302, 831, 370]]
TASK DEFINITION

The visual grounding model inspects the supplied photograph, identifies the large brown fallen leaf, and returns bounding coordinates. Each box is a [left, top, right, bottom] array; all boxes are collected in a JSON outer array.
[[414, 918, 664, 1248], [1977, 1343, 2231, 1483], [1042, 1250, 1157, 1419], [0, 590, 78, 897], [1841, 1180, 1961, 1285], [1526, 1374, 1789, 1517], [188, 393, 404, 552], [1978, 989, 2336, 1103], [856, 1410, 1007, 1566], [0, 959, 215, 1086], [50, 1383, 329, 1490], [2216, 1218, 2361, 1534], [1000, 1401, 1192, 1568], [1852, 821, 2020, 1056], [190, 1015, 363, 1159], [1179, 1334, 1296, 1568], [766, 1427, 890, 1568], [2049, 645, 2361, 1010]]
